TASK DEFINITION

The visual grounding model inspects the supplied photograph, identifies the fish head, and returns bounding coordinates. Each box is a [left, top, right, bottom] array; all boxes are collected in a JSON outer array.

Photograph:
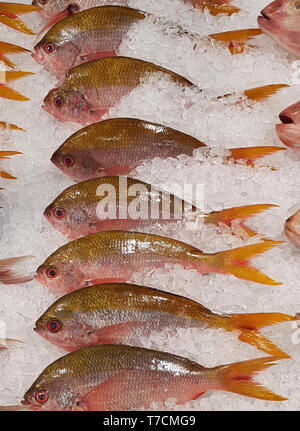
[[35, 252, 85, 294], [276, 122, 300, 148], [51, 139, 103, 181], [33, 38, 79, 78], [34, 299, 88, 352], [258, 0, 300, 56], [32, 0, 63, 20], [285, 208, 300, 247], [44, 190, 91, 238], [43, 86, 92, 124], [279, 100, 300, 124]]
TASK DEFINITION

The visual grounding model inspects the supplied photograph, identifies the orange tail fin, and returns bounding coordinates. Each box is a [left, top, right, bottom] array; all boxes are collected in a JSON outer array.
[[0, 15, 35, 35], [0, 55, 14, 68], [0, 171, 17, 179], [215, 356, 287, 401], [2, 71, 33, 84], [0, 121, 24, 131], [195, 0, 240, 15], [244, 84, 290, 102], [0, 86, 29, 101], [0, 151, 22, 159], [229, 313, 294, 357], [0, 256, 35, 285], [206, 204, 277, 238], [228, 146, 285, 165], [0, 3, 40, 17], [213, 240, 283, 285], [0, 41, 30, 55], [210, 28, 262, 43]]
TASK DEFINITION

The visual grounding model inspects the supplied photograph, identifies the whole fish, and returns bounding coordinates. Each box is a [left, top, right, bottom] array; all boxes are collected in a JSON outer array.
[[33, 0, 239, 26], [0, 3, 39, 35], [258, 0, 300, 57], [42, 56, 195, 125], [35, 282, 294, 356], [44, 175, 277, 239], [276, 100, 300, 149], [0, 234, 282, 291], [33, 6, 261, 78], [17, 345, 286, 410], [51, 118, 284, 181], [285, 208, 300, 247], [43, 56, 287, 125]]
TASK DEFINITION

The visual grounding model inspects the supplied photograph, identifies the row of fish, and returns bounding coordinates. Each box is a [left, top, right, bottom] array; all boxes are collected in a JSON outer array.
[[0, 0, 299, 410]]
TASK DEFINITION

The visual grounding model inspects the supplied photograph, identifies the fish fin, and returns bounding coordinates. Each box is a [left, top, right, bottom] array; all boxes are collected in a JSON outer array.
[[216, 356, 287, 401], [0, 55, 14, 68], [0, 171, 17, 179], [79, 51, 117, 63], [230, 313, 294, 357], [84, 277, 127, 287], [0, 151, 23, 159], [0, 256, 35, 285], [244, 84, 290, 102], [0, 121, 24, 131], [228, 146, 285, 165], [88, 322, 148, 345], [0, 15, 35, 35], [206, 204, 277, 237], [197, 1, 240, 16], [0, 42, 30, 55], [0, 86, 29, 101], [0, 3, 41, 16], [210, 28, 262, 43], [3, 71, 34, 83], [213, 241, 283, 285]]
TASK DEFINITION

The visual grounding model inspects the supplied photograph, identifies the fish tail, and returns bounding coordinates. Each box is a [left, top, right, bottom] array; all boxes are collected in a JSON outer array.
[[244, 84, 290, 102], [229, 313, 294, 357], [214, 356, 287, 401], [197, 1, 240, 16], [210, 28, 262, 43], [0, 42, 30, 55], [0, 86, 29, 101], [206, 204, 277, 238], [0, 151, 23, 159], [0, 15, 36, 35], [0, 121, 24, 131], [0, 171, 17, 179], [3, 71, 34, 84], [0, 3, 41, 15], [228, 146, 285, 165], [0, 256, 34, 285], [0, 55, 14, 68], [213, 241, 283, 285]]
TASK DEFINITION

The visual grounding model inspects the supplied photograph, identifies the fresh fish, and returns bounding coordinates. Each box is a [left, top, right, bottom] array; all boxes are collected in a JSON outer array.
[[43, 56, 289, 125], [32, 0, 240, 27], [0, 234, 282, 292], [285, 208, 300, 247], [0, 70, 34, 102], [17, 345, 286, 410], [44, 175, 278, 239], [258, 0, 300, 57], [0, 3, 40, 35], [0, 41, 30, 69], [42, 56, 196, 125], [33, 6, 262, 78], [35, 282, 294, 356], [51, 118, 285, 182]]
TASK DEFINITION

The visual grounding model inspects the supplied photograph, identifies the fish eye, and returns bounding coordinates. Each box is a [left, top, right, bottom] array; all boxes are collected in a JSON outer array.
[[54, 96, 64, 108], [47, 319, 61, 333], [39, 0, 49, 4], [35, 390, 48, 404], [54, 207, 65, 219], [47, 268, 57, 279], [44, 43, 55, 55], [63, 156, 74, 167]]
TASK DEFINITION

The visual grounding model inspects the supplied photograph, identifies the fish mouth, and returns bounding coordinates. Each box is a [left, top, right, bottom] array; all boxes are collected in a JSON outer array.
[[279, 114, 294, 124], [259, 11, 271, 21]]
